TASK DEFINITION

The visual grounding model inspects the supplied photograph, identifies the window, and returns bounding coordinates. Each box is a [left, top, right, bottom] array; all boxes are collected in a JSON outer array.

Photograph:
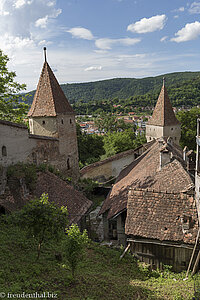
[[171, 128, 173, 130], [42, 120, 45, 125], [2, 146, 7, 157], [70, 119, 72, 124], [61, 119, 64, 124]]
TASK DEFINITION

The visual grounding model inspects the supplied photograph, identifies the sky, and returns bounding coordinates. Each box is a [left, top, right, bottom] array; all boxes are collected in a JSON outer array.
[[1, 0, 200, 91]]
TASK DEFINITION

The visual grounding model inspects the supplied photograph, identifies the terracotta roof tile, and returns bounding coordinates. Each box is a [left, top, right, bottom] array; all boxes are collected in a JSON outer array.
[[148, 81, 179, 126], [125, 189, 198, 244], [28, 62, 74, 117]]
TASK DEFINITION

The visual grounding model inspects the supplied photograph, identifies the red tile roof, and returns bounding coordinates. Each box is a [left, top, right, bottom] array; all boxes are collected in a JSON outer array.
[[148, 81, 180, 126], [125, 189, 198, 244], [28, 62, 74, 117], [33, 172, 92, 224], [99, 139, 194, 219]]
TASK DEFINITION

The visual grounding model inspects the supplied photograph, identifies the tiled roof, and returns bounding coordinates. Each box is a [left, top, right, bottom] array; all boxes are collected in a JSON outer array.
[[125, 189, 198, 244], [0, 172, 92, 225], [148, 81, 180, 126], [33, 172, 92, 224], [28, 62, 74, 117], [99, 139, 194, 219]]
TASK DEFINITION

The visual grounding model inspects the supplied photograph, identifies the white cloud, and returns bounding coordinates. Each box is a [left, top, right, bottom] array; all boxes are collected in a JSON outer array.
[[127, 14, 167, 33], [95, 37, 140, 50], [160, 36, 168, 42], [84, 66, 102, 71], [38, 40, 52, 46], [174, 15, 179, 19], [171, 21, 200, 42], [35, 16, 49, 28], [189, 2, 200, 14], [172, 6, 185, 13], [67, 27, 94, 40]]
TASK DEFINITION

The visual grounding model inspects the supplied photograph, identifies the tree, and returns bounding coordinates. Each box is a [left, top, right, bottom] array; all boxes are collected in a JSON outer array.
[[76, 124, 105, 166], [63, 224, 88, 278], [176, 107, 200, 150], [0, 49, 29, 123], [15, 193, 68, 260], [103, 129, 147, 158]]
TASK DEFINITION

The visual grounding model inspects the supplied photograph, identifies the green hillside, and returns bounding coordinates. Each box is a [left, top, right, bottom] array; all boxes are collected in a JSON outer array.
[[25, 71, 200, 106]]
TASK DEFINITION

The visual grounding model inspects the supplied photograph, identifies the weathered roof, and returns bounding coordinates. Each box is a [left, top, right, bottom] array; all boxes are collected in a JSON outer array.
[[99, 139, 194, 219], [28, 62, 74, 117], [125, 189, 198, 244], [33, 172, 92, 224], [148, 81, 180, 126], [0, 171, 92, 225]]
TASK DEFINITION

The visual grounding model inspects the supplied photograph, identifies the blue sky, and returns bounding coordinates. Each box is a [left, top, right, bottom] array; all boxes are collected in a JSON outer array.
[[1, 0, 200, 91]]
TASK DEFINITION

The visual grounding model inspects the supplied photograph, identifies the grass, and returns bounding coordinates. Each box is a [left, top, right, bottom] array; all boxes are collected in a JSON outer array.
[[0, 218, 199, 300]]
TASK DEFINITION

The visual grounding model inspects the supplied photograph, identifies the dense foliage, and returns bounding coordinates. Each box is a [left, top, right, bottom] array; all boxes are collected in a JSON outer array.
[[76, 124, 105, 166], [177, 107, 200, 150], [103, 130, 146, 158], [14, 193, 68, 260], [0, 49, 28, 123]]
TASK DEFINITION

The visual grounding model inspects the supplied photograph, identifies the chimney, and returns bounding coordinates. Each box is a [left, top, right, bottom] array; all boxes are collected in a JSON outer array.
[[160, 147, 171, 170]]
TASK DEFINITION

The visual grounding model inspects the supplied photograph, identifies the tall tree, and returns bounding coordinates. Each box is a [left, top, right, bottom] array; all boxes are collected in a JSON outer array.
[[176, 107, 200, 150], [0, 49, 28, 123]]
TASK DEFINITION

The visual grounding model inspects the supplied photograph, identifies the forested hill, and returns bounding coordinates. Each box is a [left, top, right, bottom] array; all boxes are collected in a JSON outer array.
[[26, 71, 200, 106]]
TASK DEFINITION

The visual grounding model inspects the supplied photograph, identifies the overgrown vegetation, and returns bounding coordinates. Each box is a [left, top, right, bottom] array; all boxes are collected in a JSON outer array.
[[13, 193, 68, 260], [0, 217, 199, 299]]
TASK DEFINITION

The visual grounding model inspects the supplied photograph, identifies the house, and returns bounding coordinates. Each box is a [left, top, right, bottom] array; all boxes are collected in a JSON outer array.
[[99, 80, 198, 271]]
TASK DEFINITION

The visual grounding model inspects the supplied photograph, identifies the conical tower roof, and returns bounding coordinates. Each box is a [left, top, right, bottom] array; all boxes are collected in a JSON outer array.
[[28, 49, 74, 117], [148, 79, 179, 126]]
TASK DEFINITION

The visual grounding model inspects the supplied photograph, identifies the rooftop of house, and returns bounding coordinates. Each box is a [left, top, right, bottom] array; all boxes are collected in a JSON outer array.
[[0, 171, 92, 225], [125, 189, 198, 244], [147, 79, 180, 127], [28, 49, 74, 117], [99, 138, 194, 219]]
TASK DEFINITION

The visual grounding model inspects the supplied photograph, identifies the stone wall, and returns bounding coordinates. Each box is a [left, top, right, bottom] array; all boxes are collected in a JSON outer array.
[[80, 143, 151, 182], [0, 119, 79, 179]]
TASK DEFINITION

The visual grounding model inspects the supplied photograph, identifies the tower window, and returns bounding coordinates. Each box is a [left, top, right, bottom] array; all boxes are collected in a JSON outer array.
[[2, 146, 7, 157], [70, 119, 72, 124], [42, 120, 45, 125], [61, 119, 64, 124], [67, 158, 70, 170]]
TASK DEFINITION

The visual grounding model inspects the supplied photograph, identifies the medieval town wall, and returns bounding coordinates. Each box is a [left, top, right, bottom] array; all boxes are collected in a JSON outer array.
[[0, 119, 79, 179], [80, 144, 147, 182]]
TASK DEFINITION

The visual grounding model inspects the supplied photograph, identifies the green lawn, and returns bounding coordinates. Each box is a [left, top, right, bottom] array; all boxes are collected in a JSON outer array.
[[0, 219, 199, 300]]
